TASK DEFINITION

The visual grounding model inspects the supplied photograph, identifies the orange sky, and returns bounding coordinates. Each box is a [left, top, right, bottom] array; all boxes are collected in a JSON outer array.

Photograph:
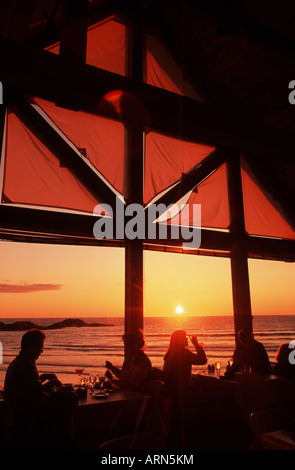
[[0, 240, 294, 318]]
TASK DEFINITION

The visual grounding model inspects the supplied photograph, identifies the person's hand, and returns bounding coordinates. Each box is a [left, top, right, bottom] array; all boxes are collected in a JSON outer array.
[[190, 335, 199, 346], [105, 370, 113, 381], [43, 379, 62, 392], [105, 361, 113, 370], [40, 373, 58, 382]]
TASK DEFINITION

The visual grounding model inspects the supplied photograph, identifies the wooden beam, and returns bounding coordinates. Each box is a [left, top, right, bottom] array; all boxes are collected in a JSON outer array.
[[0, 204, 100, 238], [0, 106, 6, 152], [124, 126, 144, 333], [59, 0, 88, 65], [0, 204, 294, 260], [1, 37, 295, 161], [58, 0, 88, 111], [27, 0, 120, 50], [246, 236, 295, 262], [124, 18, 144, 334], [0, 106, 6, 202], [227, 151, 253, 343], [189, 0, 295, 62], [0, 0, 39, 41], [6, 90, 122, 212], [147, 148, 225, 212]]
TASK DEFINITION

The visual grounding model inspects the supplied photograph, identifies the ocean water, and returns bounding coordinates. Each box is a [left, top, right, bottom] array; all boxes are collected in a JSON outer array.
[[1, 315, 295, 385]]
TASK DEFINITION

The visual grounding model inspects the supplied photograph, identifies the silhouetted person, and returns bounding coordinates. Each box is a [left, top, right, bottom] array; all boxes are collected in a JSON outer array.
[[162, 330, 207, 449], [163, 330, 207, 397], [273, 343, 295, 385], [227, 328, 272, 375], [105, 329, 152, 391], [4, 329, 72, 449]]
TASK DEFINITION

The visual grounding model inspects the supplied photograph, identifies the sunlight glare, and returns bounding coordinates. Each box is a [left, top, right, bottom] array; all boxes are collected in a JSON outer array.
[[175, 305, 184, 315]]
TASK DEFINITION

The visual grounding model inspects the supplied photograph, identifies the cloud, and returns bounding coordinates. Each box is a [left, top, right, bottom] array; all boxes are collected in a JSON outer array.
[[0, 283, 62, 293]]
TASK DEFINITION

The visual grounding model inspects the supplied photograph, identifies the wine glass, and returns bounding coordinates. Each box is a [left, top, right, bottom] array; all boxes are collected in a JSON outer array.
[[75, 368, 85, 385], [81, 376, 88, 387], [98, 373, 106, 391], [89, 374, 97, 389], [243, 364, 251, 374]]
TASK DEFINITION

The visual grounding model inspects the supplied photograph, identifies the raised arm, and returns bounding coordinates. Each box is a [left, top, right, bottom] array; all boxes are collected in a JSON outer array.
[[189, 335, 207, 365]]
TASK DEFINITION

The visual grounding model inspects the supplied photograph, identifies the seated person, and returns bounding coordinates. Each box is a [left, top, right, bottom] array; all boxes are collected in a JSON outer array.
[[105, 329, 152, 391], [163, 330, 207, 397], [4, 329, 61, 446], [273, 343, 295, 384], [226, 328, 272, 375]]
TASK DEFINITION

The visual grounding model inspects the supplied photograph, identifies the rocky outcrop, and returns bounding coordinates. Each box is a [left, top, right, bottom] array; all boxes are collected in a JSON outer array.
[[0, 318, 113, 331]]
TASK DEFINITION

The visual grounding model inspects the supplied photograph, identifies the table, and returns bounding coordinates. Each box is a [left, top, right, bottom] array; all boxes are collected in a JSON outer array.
[[195, 372, 295, 414], [229, 373, 295, 413], [74, 389, 151, 447]]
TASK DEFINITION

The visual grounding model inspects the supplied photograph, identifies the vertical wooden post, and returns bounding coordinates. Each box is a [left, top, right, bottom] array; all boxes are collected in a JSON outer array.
[[124, 18, 144, 334], [0, 106, 6, 201], [58, 0, 88, 110], [226, 150, 253, 344], [59, 0, 88, 65]]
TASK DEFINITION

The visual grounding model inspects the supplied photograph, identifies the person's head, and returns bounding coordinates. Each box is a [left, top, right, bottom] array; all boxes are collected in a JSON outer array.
[[123, 329, 146, 355], [164, 330, 188, 361], [275, 343, 290, 364], [170, 330, 188, 349], [21, 329, 46, 360], [238, 328, 254, 350]]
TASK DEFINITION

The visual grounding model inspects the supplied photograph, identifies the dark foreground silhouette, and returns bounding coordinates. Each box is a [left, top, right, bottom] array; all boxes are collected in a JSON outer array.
[[0, 318, 113, 331]]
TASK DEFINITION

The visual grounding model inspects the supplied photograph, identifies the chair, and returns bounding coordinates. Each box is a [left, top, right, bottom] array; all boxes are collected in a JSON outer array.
[[250, 406, 295, 436], [98, 432, 165, 450], [140, 379, 165, 403], [250, 407, 295, 450]]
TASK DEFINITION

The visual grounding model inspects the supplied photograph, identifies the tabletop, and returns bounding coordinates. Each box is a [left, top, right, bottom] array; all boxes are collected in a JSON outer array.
[[194, 371, 295, 415], [77, 388, 149, 407]]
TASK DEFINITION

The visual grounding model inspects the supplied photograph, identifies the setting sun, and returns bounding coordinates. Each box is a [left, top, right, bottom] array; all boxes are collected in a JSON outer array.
[[175, 305, 184, 315]]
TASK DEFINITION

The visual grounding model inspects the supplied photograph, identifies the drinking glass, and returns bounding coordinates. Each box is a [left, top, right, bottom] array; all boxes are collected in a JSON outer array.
[[98, 373, 106, 390], [81, 376, 88, 387], [75, 368, 85, 385], [89, 375, 97, 389], [215, 362, 221, 375], [243, 364, 251, 374], [75, 368, 85, 377]]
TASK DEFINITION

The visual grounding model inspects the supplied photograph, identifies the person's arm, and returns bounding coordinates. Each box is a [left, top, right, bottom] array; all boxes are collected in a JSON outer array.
[[40, 373, 58, 383], [189, 335, 207, 365], [105, 361, 122, 379]]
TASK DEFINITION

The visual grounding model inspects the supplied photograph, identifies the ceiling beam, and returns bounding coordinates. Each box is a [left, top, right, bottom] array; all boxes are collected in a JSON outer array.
[[189, 0, 295, 62], [27, 0, 121, 49], [0, 204, 294, 261], [59, 0, 88, 65], [147, 147, 226, 213], [0, 204, 100, 238], [0, 0, 40, 40], [1, 37, 295, 163]]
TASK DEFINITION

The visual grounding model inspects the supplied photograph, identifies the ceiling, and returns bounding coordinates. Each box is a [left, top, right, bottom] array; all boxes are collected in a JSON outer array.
[[0, 0, 294, 228], [1, 0, 295, 130]]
